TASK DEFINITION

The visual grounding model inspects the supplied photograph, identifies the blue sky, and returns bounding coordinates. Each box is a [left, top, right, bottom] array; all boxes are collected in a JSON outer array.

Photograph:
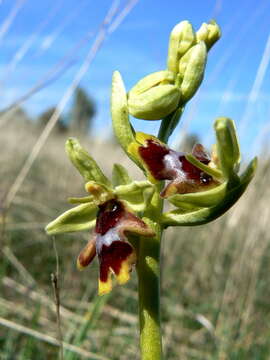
[[0, 0, 269, 156]]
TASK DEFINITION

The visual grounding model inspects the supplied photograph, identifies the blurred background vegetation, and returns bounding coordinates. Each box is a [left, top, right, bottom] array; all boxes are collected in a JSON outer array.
[[0, 0, 270, 359]]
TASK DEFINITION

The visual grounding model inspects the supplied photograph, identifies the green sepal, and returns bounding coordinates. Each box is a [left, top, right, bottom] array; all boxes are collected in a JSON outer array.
[[45, 203, 97, 235], [185, 154, 223, 180], [214, 117, 241, 180], [115, 181, 154, 212], [162, 157, 257, 227], [111, 71, 136, 156], [167, 182, 227, 208], [112, 163, 132, 187], [65, 138, 111, 187]]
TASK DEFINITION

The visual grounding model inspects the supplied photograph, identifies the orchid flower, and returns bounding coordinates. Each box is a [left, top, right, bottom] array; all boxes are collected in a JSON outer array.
[[46, 138, 155, 295]]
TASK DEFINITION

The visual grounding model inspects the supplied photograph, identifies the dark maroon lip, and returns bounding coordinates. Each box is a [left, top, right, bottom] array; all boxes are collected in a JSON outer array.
[[95, 199, 125, 235], [138, 139, 170, 180], [98, 241, 133, 282], [138, 139, 213, 186], [179, 155, 212, 184]]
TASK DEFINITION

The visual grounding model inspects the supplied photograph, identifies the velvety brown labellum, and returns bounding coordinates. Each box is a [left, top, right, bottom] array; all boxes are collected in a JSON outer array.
[[139, 139, 214, 188], [98, 240, 133, 282], [138, 139, 170, 180]]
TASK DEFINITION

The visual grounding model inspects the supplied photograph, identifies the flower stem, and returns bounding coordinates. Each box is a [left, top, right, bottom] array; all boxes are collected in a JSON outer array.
[[137, 109, 181, 358], [158, 106, 184, 143], [137, 188, 163, 360]]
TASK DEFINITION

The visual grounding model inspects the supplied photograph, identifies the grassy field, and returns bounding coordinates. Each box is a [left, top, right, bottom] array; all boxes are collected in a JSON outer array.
[[0, 117, 269, 360]]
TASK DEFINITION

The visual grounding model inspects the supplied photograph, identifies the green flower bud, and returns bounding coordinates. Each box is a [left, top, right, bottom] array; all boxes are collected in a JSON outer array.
[[128, 71, 181, 120], [167, 20, 196, 74], [196, 20, 221, 50], [179, 41, 207, 102], [214, 117, 241, 180], [129, 70, 175, 96]]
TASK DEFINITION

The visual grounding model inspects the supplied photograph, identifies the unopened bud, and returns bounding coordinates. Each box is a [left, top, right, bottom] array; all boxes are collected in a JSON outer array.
[[179, 42, 207, 102], [196, 20, 221, 50], [167, 20, 195, 74], [128, 71, 181, 120]]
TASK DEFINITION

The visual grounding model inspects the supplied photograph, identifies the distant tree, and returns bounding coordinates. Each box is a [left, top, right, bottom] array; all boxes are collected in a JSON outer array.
[[70, 87, 96, 134], [0, 106, 31, 125], [38, 107, 67, 133]]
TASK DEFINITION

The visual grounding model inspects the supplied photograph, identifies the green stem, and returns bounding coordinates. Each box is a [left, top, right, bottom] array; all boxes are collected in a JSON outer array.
[[137, 188, 163, 360], [137, 108, 184, 358], [158, 106, 184, 143]]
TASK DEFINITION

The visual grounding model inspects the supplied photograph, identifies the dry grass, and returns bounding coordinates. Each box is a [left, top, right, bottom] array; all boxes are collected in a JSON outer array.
[[0, 117, 270, 359]]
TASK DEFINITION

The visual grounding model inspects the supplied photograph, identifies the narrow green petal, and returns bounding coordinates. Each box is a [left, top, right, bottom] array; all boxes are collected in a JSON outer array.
[[45, 203, 97, 235], [162, 157, 257, 227], [68, 196, 94, 204], [65, 138, 111, 187], [168, 182, 227, 208], [115, 181, 154, 212], [112, 163, 132, 187], [185, 154, 223, 180]]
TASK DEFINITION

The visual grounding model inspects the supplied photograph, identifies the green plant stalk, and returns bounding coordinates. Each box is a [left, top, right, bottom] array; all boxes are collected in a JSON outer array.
[[137, 112, 180, 359], [137, 187, 164, 360], [158, 106, 184, 143]]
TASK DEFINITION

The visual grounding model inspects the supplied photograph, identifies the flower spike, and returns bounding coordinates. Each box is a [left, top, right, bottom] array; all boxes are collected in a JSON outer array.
[[46, 19, 257, 311]]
